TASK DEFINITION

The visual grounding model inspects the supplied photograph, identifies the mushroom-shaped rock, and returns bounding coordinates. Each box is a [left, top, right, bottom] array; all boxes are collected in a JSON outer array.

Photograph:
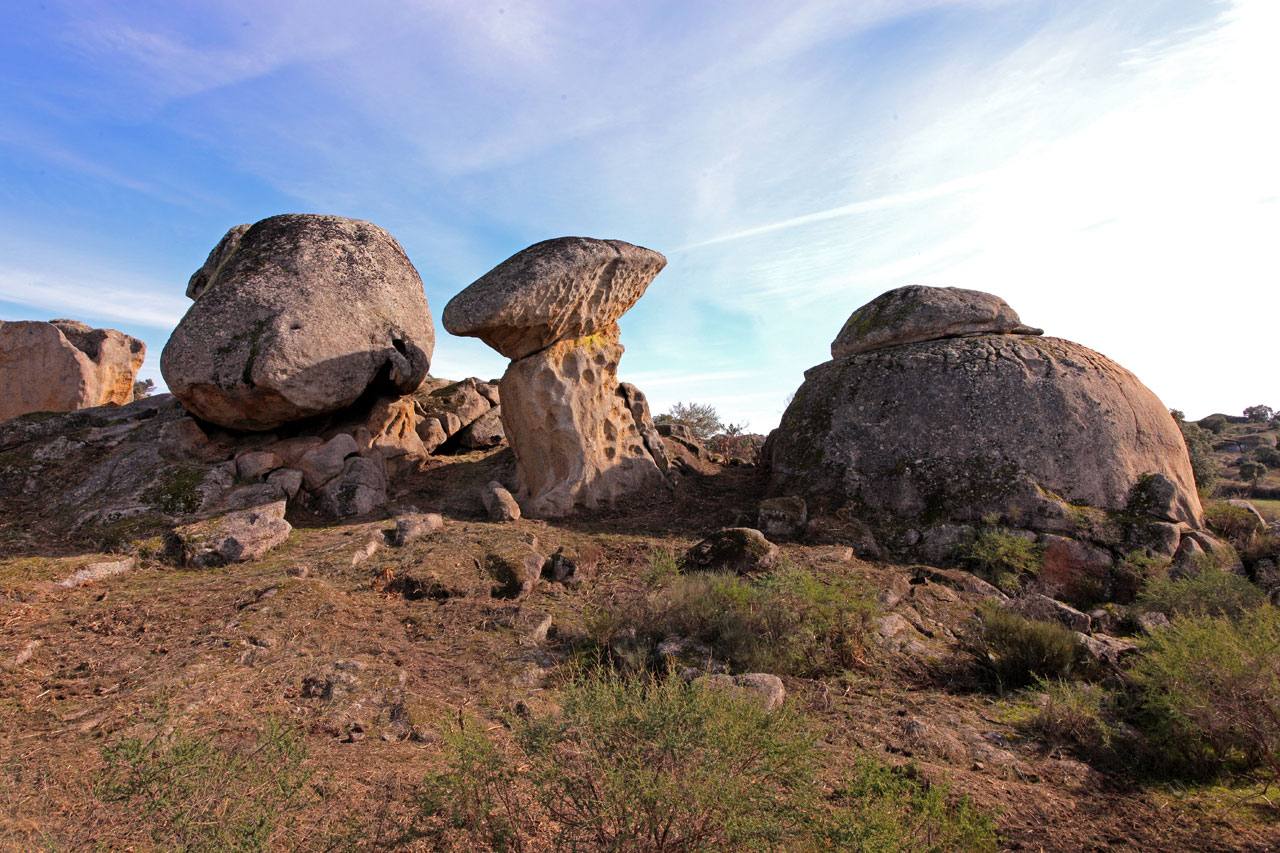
[[445, 237, 668, 518], [0, 319, 145, 422], [768, 285, 1202, 554], [161, 214, 434, 431], [442, 236, 666, 360], [830, 284, 1041, 359]]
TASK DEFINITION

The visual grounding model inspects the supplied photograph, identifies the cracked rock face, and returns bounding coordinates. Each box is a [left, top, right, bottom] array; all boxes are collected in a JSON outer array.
[[161, 214, 434, 431], [444, 237, 667, 517], [0, 319, 145, 422], [769, 286, 1202, 534]]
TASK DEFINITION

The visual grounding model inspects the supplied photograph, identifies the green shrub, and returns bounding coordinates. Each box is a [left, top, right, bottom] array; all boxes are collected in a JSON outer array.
[[414, 671, 996, 851], [820, 759, 997, 852], [1204, 500, 1264, 549], [954, 529, 1042, 592], [1173, 414, 1219, 492], [644, 546, 680, 587], [1255, 446, 1280, 468], [414, 716, 528, 851], [98, 720, 310, 851], [965, 603, 1080, 690], [1131, 606, 1280, 778], [1198, 414, 1228, 434], [1022, 679, 1116, 758], [644, 564, 877, 676], [1137, 569, 1265, 620]]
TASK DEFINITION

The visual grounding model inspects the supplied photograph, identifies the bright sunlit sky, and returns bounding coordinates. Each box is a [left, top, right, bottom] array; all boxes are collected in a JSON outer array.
[[2, 0, 1276, 430]]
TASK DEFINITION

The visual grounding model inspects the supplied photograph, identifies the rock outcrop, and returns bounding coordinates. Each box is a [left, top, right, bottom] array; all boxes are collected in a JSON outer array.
[[0, 319, 145, 421], [768, 285, 1203, 578], [444, 237, 668, 518], [162, 214, 434, 431]]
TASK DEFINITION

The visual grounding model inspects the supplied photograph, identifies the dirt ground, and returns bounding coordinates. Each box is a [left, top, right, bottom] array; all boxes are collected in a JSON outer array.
[[2, 449, 1278, 851]]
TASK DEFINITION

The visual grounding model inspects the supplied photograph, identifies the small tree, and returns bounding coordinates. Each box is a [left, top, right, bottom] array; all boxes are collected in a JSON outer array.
[[132, 378, 155, 401], [1244, 405, 1274, 423], [1239, 461, 1266, 490], [655, 402, 725, 443]]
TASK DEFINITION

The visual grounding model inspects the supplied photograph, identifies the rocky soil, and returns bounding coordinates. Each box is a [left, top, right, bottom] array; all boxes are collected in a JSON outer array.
[[2, 444, 1277, 851]]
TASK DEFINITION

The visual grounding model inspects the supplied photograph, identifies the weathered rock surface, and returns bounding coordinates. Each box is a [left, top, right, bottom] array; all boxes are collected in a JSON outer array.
[[0, 320, 145, 421], [167, 500, 291, 567], [830, 285, 1041, 359], [683, 528, 780, 575], [499, 328, 664, 517], [758, 496, 807, 542], [483, 481, 521, 521], [445, 237, 668, 518], [694, 673, 786, 712], [162, 215, 434, 431], [769, 287, 1203, 558], [390, 512, 443, 547], [442, 236, 666, 360]]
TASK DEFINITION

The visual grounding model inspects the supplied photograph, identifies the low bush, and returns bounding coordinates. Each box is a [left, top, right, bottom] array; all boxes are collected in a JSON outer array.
[[413, 670, 996, 852], [1021, 679, 1116, 758], [643, 564, 877, 677], [1204, 500, 1264, 548], [98, 719, 311, 851], [954, 528, 1042, 592], [1131, 606, 1280, 778], [964, 603, 1080, 690], [1136, 569, 1265, 620], [820, 758, 997, 852]]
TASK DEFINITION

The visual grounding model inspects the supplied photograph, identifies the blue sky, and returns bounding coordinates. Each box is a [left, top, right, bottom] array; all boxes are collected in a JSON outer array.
[[2, 0, 1276, 428]]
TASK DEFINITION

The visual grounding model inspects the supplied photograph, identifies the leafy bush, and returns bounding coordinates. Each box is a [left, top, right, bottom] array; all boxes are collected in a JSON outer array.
[[1172, 412, 1219, 492], [954, 528, 1042, 592], [414, 716, 527, 851], [415, 671, 995, 851], [1256, 446, 1280, 468], [1198, 414, 1228, 434], [1137, 569, 1265, 620], [820, 758, 997, 852], [1239, 461, 1268, 488], [1204, 500, 1264, 548], [99, 720, 311, 851], [654, 401, 725, 443], [1131, 606, 1280, 778], [643, 565, 877, 676], [1021, 679, 1115, 758], [965, 603, 1080, 689], [644, 546, 680, 587]]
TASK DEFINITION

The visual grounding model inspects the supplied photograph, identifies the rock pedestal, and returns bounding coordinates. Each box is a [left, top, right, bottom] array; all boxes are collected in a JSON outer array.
[[500, 327, 663, 517], [444, 237, 668, 518]]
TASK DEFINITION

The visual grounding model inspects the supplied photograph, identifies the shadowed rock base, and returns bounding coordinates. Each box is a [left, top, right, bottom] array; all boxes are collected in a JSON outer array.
[[499, 327, 663, 517]]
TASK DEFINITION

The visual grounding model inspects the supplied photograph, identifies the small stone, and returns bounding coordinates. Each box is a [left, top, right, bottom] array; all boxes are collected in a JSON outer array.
[[1006, 593, 1091, 633], [266, 467, 304, 499], [351, 536, 381, 566], [298, 433, 359, 491], [167, 501, 292, 568], [58, 557, 135, 588], [682, 528, 780, 576], [483, 481, 521, 521], [235, 450, 282, 481], [694, 673, 786, 712], [390, 512, 444, 547], [286, 565, 310, 578]]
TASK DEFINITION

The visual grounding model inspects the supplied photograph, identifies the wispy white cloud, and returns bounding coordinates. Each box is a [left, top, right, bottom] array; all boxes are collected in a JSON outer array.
[[0, 266, 187, 329]]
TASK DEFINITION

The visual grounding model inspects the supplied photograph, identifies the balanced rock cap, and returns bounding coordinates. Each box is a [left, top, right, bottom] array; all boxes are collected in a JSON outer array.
[[831, 284, 1042, 359], [443, 236, 666, 360]]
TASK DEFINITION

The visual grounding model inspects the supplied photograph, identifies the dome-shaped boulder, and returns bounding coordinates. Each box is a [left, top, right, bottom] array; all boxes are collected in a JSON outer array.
[[161, 215, 434, 431], [769, 286, 1202, 542], [830, 284, 1041, 359]]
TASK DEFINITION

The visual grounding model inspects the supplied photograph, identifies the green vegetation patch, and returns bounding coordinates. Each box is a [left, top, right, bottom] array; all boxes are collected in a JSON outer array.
[[411, 670, 995, 851], [954, 528, 1043, 592], [142, 465, 208, 516], [964, 603, 1080, 690], [98, 719, 311, 851]]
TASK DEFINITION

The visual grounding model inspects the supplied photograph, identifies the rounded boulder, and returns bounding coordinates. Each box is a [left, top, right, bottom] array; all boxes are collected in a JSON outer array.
[[161, 214, 434, 431]]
